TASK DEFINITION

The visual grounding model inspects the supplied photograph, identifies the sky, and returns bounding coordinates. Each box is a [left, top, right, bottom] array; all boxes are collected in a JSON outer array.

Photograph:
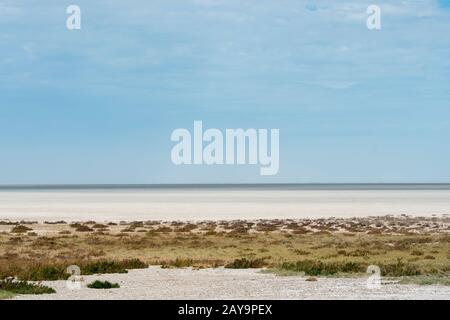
[[0, 0, 449, 184]]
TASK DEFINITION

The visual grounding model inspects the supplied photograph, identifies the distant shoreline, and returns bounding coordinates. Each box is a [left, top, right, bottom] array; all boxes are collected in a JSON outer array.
[[1, 183, 450, 191]]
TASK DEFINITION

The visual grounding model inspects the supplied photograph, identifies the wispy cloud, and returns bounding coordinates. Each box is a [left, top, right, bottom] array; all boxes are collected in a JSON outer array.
[[0, 0, 450, 183]]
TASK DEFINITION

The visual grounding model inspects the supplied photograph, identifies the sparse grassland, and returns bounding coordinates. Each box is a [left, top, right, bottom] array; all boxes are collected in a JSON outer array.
[[0, 258, 148, 281], [397, 275, 450, 286], [0, 216, 449, 285], [0, 290, 15, 299]]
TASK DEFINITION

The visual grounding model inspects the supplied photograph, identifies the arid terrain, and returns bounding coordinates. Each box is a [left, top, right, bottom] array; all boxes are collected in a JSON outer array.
[[1, 215, 449, 299], [12, 267, 450, 300]]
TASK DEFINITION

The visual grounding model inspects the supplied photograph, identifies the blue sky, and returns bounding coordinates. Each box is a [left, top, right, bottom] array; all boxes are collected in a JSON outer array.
[[0, 0, 449, 184]]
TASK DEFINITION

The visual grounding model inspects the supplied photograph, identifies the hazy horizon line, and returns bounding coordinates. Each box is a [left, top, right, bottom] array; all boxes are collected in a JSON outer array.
[[1, 183, 450, 190]]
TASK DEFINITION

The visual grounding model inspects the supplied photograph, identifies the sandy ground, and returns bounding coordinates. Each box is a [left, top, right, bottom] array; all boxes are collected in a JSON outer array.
[[12, 267, 450, 300]]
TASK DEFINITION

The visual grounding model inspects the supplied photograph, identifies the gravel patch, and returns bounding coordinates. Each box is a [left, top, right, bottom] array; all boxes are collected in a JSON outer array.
[[13, 267, 450, 300]]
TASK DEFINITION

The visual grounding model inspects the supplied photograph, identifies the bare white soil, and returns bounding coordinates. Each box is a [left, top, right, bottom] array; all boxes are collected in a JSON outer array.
[[13, 267, 450, 300], [2, 189, 450, 221]]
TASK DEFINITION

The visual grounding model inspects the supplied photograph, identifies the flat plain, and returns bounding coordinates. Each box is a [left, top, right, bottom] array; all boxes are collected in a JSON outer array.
[[1, 215, 449, 299]]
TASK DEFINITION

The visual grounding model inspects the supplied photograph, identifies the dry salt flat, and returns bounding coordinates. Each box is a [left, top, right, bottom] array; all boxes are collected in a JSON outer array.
[[1, 188, 450, 221], [13, 267, 450, 300]]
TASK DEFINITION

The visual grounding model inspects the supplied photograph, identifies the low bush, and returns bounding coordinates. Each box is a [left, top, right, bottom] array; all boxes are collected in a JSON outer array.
[[87, 280, 120, 289], [378, 259, 421, 277], [279, 260, 366, 276], [161, 258, 194, 268], [81, 259, 148, 275], [75, 225, 93, 232], [278, 258, 425, 277], [92, 224, 108, 229], [411, 250, 424, 256], [0, 259, 148, 281], [10, 225, 32, 234], [0, 279, 55, 294], [225, 258, 267, 269]]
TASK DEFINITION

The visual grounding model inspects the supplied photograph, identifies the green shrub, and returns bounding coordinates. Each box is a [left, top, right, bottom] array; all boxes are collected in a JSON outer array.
[[0, 279, 55, 294], [278, 259, 423, 277], [0, 263, 69, 281], [225, 258, 267, 269], [0, 259, 148, 281], [28, 265, 67, 281], [81, 259, 148, 275], [87, 280, 120, 289], [279, 260, 366, 276], [378, 259, 421, 277]]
